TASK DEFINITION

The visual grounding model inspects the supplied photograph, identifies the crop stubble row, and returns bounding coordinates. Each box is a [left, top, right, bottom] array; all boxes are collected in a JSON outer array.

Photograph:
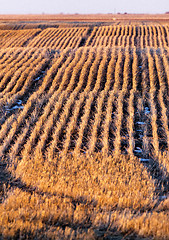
[[0, 46, 169, 174], [1, 20, 169, 240], [0, 25, 169, 49], [0, 27, 89, 49]]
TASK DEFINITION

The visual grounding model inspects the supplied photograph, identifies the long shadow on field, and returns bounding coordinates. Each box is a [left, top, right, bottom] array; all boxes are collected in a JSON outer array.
[[146, 156, 169, 197], [0, 162, 12, 203], [0, 158, 158, 240], [0, 173, 152, 240]]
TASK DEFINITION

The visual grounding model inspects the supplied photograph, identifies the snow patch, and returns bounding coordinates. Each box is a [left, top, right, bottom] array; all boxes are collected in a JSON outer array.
[[145, 107, 150, 114], [16, 100, 22, 105], [136, 121, 145, 125], [34, 76, 42, 81], [11, 105, 24, 110], [6, 101, 24, 111], [159, 195, 167, 200], [134, 147, 142, 153], [136, 129, 143, 132], [140, 158, 150, 163]]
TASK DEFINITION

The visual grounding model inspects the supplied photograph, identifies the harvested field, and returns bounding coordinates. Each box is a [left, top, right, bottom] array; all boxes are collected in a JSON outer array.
[[27, 27, 89, 49], [85, 25, 169, 48], [0, 29, 41, 48], [0, 16, 169, 239]]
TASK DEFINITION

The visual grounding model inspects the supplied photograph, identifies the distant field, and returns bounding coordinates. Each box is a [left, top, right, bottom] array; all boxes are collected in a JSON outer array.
[[0, 15, 169, 239], [1, 13, 169, 22]]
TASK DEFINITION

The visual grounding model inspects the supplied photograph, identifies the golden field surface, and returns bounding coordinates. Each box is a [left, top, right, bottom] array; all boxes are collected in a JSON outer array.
[[0, 15, 169, 239]]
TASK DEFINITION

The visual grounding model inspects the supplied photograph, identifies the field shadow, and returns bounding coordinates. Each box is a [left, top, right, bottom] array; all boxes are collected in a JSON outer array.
[[0, 161, 12, 203]]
